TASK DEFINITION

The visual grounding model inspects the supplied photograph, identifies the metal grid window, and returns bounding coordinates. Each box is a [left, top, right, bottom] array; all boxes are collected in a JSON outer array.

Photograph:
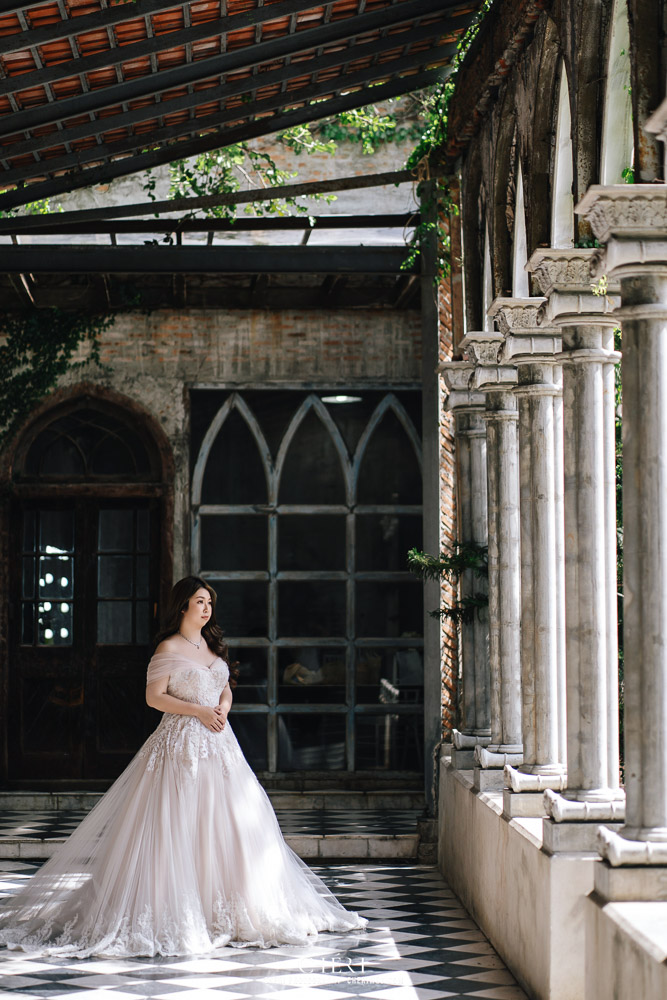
[[191, 389, 424, 773]]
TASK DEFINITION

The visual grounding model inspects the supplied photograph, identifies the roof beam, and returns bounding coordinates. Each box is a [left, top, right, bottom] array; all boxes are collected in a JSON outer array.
[[0, 18, 453, 164], [0, 0, 452, 138], [1, 213, 418, 236], [0, 67, 447, 211], [0, 39, 455, 186], [0, 244, 416, 274], [0, 0, 324, 99]]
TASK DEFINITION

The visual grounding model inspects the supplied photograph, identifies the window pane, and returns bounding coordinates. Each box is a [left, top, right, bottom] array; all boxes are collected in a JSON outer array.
[[355, 712, 423, 770], [278, 516, 346, 571], [278, 646, 346, 704], [98, 601, 132, 643], [39, 555, 73, 599], [136, 555, 150, 598], [136, 601, 150, 645], [231, 649, 268, 704], [355, 647, 423, 703], [232, 715, 267, 771], [98, 556, 134, 598], [357, 410, 421, 504], [22, 557, 35, 599], [356, 514, 422, 572], [278, 582, 346, 637], [136, 508, 150, 552], [38, 598, 72, 646], [209, 581, 267, 637], [278, 714, 346, 770], [356, 581, 423, 638], [39, 510, 73, 553], [98, 509, 133, 551], [23, 510, 36, 552], [202, 409, 267, 505], [278, 410, 346, 505], [200, 515, 267, 571]]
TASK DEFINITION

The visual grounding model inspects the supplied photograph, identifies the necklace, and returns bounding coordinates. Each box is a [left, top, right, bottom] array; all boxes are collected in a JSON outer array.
[[179, 630, 201, 650]]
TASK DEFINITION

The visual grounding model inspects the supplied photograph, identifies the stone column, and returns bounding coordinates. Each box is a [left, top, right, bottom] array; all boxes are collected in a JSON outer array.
[[440, 361, 491, 767], [576, 183, 667, 886], [460, 333, 523, 791], [488, 298, 567, 817], [526, 249, 625, 852]]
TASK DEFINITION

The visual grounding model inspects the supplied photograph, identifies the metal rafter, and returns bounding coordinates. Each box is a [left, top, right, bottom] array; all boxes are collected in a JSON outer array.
[[0, 212, 418, 235], [0, 0, 452, 138], [0, 244, 415, 273], [0, 67, 444, 210], [0, 0, 194, 56]]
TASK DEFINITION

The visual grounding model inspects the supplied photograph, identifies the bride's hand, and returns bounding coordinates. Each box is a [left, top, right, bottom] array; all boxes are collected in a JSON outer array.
[[198, 706, 225, 732], [214, 705, 227, 728]]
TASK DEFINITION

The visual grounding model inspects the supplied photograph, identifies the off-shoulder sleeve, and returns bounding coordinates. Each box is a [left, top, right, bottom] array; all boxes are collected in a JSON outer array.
[[146, 652, 180, 686]]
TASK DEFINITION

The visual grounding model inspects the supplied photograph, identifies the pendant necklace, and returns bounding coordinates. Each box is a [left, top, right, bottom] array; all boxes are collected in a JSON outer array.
[[179, 630, 201, 650]]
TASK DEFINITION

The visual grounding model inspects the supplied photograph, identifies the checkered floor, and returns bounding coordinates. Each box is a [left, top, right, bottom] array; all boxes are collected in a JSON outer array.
[[0, 811, 421, 841], [0, 861, 526, 999]]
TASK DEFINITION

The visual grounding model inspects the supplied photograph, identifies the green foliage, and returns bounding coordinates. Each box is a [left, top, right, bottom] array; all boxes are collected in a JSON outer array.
[[408, 543, 489, 623], [0, 309, 113, 447], [621, 166, 635, 184], [0, 197, 62, 219], [317, 104, 422, 154]]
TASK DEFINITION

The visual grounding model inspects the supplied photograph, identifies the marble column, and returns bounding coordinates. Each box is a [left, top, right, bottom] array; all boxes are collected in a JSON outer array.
[[460, 333, 522, 783], [577, 182, 667, 875], [440, 361, 491, 765], [526, 250, 625, 851], [488, 298, 567, 810]]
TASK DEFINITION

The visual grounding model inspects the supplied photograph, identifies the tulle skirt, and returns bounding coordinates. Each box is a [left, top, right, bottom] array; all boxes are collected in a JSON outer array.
[[0, 722, 368, 958]]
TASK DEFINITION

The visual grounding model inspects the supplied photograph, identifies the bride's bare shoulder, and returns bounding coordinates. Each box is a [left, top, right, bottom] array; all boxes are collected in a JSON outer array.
[[154, 635, 181, 655]]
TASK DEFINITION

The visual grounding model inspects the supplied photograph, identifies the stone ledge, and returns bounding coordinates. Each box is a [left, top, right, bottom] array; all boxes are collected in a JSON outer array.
[[0, 832, 420, 862], [587, 894, 667, 1000]]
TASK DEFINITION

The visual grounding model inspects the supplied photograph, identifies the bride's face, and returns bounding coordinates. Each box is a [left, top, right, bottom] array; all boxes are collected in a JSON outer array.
[[182, 587, 213, 631]]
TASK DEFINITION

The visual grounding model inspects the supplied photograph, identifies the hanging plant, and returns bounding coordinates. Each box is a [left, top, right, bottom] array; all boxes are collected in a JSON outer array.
[[407, 543, 488, 623]]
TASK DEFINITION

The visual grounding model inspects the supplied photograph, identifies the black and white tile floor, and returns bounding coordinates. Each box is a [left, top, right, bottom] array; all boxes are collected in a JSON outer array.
[[0, 861, 527, 999], [0, 811, 421, 841]]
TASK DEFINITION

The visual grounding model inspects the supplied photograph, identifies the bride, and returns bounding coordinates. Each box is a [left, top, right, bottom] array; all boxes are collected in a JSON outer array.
[[0, 576, 368, 958]]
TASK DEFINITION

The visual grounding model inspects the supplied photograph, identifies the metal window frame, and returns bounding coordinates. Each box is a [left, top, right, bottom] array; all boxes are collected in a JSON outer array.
[[191, 387, 424, 773]]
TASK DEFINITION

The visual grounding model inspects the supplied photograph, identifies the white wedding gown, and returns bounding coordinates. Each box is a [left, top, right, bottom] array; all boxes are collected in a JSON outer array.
[[0, 656, 368, 957]]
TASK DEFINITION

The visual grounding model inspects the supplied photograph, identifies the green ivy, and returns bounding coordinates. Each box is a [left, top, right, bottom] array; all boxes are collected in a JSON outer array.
[[407, 543, 489, 623], [0, 309, 114, 447]]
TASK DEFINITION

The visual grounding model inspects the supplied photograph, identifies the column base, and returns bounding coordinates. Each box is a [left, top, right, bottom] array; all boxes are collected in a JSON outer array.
[[595, 859, 667, 901], [505, 764, 567, 792], [473, 767, 507, 792], [452, 729, 492, 750], [474, 745, 523, 768], [542, 818, 623, 855], [450, 748, 476, 769], [544, 789, 625, 822], [598, 825, 667, 866], [502, 787, 548, 819]]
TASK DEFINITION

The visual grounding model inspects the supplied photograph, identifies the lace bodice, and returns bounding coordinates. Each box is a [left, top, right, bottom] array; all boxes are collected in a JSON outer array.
[[166, 657, 230, 705], [138, 657, 244, 777]]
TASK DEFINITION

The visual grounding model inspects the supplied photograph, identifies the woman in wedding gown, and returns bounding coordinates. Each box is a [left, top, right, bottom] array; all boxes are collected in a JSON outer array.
[[0, 576, 368, 958]]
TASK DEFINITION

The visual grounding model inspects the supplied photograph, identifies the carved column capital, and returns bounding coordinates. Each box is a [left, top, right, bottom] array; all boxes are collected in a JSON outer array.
[[526, 248, 621, 333], [576, 185, 667, 282], [438, 360, 486, 412]]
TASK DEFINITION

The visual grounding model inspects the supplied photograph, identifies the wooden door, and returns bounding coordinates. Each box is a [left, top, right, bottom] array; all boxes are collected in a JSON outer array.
[[9, 499, 160, 781]]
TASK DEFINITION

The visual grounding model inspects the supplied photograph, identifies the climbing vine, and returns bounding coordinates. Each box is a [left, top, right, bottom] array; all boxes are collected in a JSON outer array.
[[0, 309, 113, 447]]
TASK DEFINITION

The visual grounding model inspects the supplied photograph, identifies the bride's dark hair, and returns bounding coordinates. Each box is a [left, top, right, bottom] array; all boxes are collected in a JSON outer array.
[[154, 576, 229, 660]]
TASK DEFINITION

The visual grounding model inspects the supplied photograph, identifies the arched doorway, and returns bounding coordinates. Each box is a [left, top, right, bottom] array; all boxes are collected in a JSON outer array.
[[6, 392, 172, 784]]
